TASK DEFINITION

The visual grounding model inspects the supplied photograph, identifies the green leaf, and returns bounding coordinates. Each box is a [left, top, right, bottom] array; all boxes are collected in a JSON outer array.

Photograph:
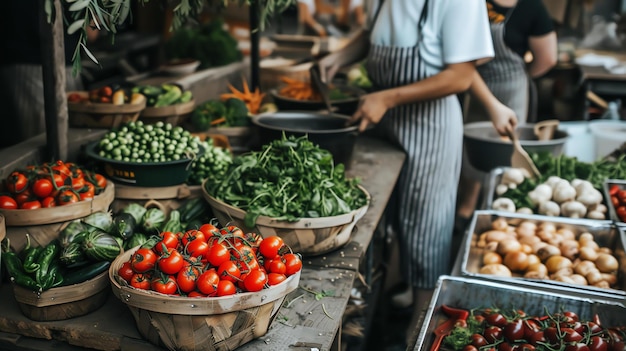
[[67, 19, 85, 35], [69, 0, 91, 12], [80, 43, 99, 65]]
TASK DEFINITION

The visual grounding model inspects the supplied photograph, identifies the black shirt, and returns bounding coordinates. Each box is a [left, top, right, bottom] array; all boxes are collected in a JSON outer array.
[[487, 0, 555, 57]]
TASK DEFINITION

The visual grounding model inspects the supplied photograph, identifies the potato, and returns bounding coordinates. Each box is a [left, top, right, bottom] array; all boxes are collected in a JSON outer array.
[[482, 251, 502, 265], [497, 239, 522, 256], [504, 251, 529, 272], [479, 263, 512, 277], [595, 253, 619, 273], [545, 255, 573, 274]]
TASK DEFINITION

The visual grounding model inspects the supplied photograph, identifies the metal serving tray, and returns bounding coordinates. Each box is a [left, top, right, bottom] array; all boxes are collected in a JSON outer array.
[[459, 210, 626, 299], [412, 275, 626, 351], [604, 179, 626, 228]]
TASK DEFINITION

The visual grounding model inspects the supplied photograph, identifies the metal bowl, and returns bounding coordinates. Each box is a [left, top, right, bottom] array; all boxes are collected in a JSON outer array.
[[269, 85, 363, 116], [464, 121, 569, 173], [251, 112, 359, 166]]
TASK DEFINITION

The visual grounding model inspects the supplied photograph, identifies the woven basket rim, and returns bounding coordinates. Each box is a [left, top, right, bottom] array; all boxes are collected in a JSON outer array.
[[67, 91, 147, 114], [0, 182, 115, 226], [201, 180, 371, 229], [141, 99, 196, 117], [109, 246, 301, 315]]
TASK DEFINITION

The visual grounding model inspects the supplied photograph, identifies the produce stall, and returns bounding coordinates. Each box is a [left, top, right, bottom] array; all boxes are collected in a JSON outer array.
[[0, 135, 406, 351]]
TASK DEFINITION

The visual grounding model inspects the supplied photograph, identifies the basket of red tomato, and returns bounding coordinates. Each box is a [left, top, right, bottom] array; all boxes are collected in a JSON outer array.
[[605, 180, 626, 227], [0, 160, 114, 226], [109, 223, 302, 351]]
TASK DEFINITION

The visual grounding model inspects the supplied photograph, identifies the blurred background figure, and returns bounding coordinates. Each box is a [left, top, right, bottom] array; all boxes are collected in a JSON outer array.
[[455, 0, 558, 234], [297, 0, 365, 37]]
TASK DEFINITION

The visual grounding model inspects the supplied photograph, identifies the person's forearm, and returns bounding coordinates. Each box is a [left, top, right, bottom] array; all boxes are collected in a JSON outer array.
[[381, 63, 476, 108], [469, 71, 499, 108], [528, 59, 556, 78]]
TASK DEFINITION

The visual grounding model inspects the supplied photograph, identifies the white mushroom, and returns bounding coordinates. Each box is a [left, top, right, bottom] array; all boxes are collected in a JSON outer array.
[[496, 184, 509, 196], [501, 168, 525, 188], [528, 184, 553, 206], [561, 201, 588, 218], [553, 182, 577, 203], [590, 204, 608, 214], [576, 188, 603, 207], [492, 198, 516, 213], [538, 201, 561, 216], [573, 179, 595, 195], [545, 176, 568, 190], [587, 211, 606, 220], [516, 207, 534, 215]]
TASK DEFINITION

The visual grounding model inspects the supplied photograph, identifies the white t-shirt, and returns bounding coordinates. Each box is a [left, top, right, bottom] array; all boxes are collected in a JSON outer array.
[[367, 0, 494, 70]]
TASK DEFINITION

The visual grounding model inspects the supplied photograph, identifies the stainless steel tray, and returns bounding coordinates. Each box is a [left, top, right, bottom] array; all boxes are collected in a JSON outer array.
[[459, 210, 626, 299], [412, 275, 626, 351], [604, 179, 626, 228]]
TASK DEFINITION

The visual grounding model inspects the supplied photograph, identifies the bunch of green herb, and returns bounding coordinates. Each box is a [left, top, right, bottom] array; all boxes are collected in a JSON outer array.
[[205, 134, 368, 227]]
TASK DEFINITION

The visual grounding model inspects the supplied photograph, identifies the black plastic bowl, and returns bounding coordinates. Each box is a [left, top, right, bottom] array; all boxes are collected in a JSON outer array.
[[270, 85, 363, 116], [464, 121, 569, 173], [251, 112, 359, 166], [85, 142, 202, 187]]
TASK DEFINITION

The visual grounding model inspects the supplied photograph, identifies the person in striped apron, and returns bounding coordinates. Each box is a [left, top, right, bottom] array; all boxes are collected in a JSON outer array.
[[455, 0, 557, 230], [319, 0, 501, 339]]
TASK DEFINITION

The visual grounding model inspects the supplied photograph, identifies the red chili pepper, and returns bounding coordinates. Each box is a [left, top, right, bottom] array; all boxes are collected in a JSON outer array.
[[441, 304, 470, 321]]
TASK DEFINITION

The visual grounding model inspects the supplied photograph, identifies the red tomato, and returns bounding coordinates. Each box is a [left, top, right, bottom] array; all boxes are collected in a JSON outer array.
[[259, 236, 285, 258], [154, 232, 179, 255], [199, 223, 219, 238], [485, 312, 508, 327], [187, 291, 207, 298], [233, 242, 256, 271], [463, 346, 479, 351], [79, 182, 95, 201], [216, 280, 237, 296], [565, 344, 590, 351], [243, 269, 268, 292], [40, 196, 56, 208], [617, 190, 626, 203], [130, 273, 151, 290], [562, 328, 584, 343], [527, 331, 546, 346], [196, 269, 220, 296], [94, 173, 107, 189], [504, 319, 525, 341], [497, 342, 516, 351], [14, 188, 33, 206], [185, 238, 209, 258], [517, 344, 536, 351], [20, 200, 42, 210], [610, 341, 625, 351], [177, 265, 200, 293], [118, 261, 135, 283], [158, 248, 184, 275], [483, 326, 503, 343], [616, 206, 626, 222], [589, 336, 609, 351], [6, 171, 29, 193], [217, 260, 241, 283], [0, 195, 18, 209], [56, 189, 79, 205], [563, 311, 579, 323], [151, 275, 178, 295], [31, 178, 53, 198], [131, 248, 158, 273], [269, 260, 287, 275], [267, 273, 287, 286], [207, 242, 230, 267], [523, 319, 542, 340], [543, 327, 560, 344], [282, 253, 303, 276], [181, 229, 206, 247]]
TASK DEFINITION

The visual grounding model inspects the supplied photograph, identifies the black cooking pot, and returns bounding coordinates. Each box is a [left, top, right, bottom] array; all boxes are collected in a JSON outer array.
[[269, 85, 363, 116], [251, 112, 359, 166]]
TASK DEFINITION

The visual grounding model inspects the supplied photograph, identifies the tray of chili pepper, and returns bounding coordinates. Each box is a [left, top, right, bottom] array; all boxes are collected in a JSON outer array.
[[413, 275, 626, 351], [604, 180, 626, 228], [0, 160, 114, 226]]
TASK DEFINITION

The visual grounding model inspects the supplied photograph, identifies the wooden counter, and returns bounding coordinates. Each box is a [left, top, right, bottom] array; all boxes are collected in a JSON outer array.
[[0, 135, 406, 351]]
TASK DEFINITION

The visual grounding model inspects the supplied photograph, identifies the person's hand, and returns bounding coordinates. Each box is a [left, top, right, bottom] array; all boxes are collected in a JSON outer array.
[[314, 23, 327, 37], [487, 101, 518, 136], [348, 91, 391, 132], [318, 55, 341, 84]]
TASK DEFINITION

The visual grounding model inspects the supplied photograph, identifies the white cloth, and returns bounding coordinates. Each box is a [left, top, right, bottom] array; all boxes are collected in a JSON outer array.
[[366, 0, 494, 70], [298, 0, 316, 15]]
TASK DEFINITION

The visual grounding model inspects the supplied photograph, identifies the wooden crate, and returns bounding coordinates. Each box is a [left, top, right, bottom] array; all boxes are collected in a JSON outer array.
[[12, 270, 110, 321], [0, 182, 115, 227], [109, 247, 301, 351], [68, 92, 146, 129], [202, 182, 370, 256]]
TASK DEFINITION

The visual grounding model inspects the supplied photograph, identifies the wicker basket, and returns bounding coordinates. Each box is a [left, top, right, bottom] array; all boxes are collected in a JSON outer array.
[[12, 270, 110, 321], [109, 247, 301, 351], [111, 184, 204, 217], [202, 182, 370, 256], [139, 99, 196, 126], [68, 91, 147, 129], [0, 182, 115, 227]]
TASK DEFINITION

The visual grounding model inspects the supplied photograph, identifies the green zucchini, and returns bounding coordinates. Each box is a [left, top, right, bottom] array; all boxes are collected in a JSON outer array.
[[112, 212, 136, 240], [60, 261, 111, 286], [162, 210, 182, 233]]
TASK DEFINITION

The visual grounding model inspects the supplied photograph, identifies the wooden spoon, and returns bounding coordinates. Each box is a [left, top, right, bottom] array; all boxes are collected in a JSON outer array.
[[534, 119, 559, 141], [507, 129, 541, 178]]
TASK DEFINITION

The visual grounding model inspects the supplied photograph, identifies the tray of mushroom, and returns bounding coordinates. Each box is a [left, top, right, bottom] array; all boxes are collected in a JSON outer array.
[[458, 210, 626, 301]]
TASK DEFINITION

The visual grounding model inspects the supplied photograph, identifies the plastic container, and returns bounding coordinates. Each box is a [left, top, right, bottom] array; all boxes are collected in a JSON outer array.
[[589, 119, 626, 160], [558, 121, 596, 163]]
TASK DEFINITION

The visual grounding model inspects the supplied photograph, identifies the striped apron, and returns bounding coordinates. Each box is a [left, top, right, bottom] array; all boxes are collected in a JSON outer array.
[[465, 2, 529, 124], [366, 0, 463, 289]]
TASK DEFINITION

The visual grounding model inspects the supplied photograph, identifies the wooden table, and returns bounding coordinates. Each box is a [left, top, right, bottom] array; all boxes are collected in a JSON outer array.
[[0, 135, 406, 351]]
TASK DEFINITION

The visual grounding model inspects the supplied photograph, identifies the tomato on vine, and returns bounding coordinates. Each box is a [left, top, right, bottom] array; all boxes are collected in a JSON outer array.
[[130, 273, 151, 290], [57, 189, 79, 205], [118, 261, 135, 283], [217, 260, 241, 283], [216, 280, 236, 296], [196, 269, 220, 296], [20, 200, 42, 210], [151, 274, 178, 295], [259, 236, 284, 258], [207, 241, 230, 267], [282, 253, 302, 276], [131, 248, 158, 273], [6, 171, 29, 193], [158, 248, 184, 275], [267, 273, 287, 286], [177, 265, 200, 293], [243, 269, 267, 292], [32, 178, 53, 198], [0, 195, 18, 209]]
